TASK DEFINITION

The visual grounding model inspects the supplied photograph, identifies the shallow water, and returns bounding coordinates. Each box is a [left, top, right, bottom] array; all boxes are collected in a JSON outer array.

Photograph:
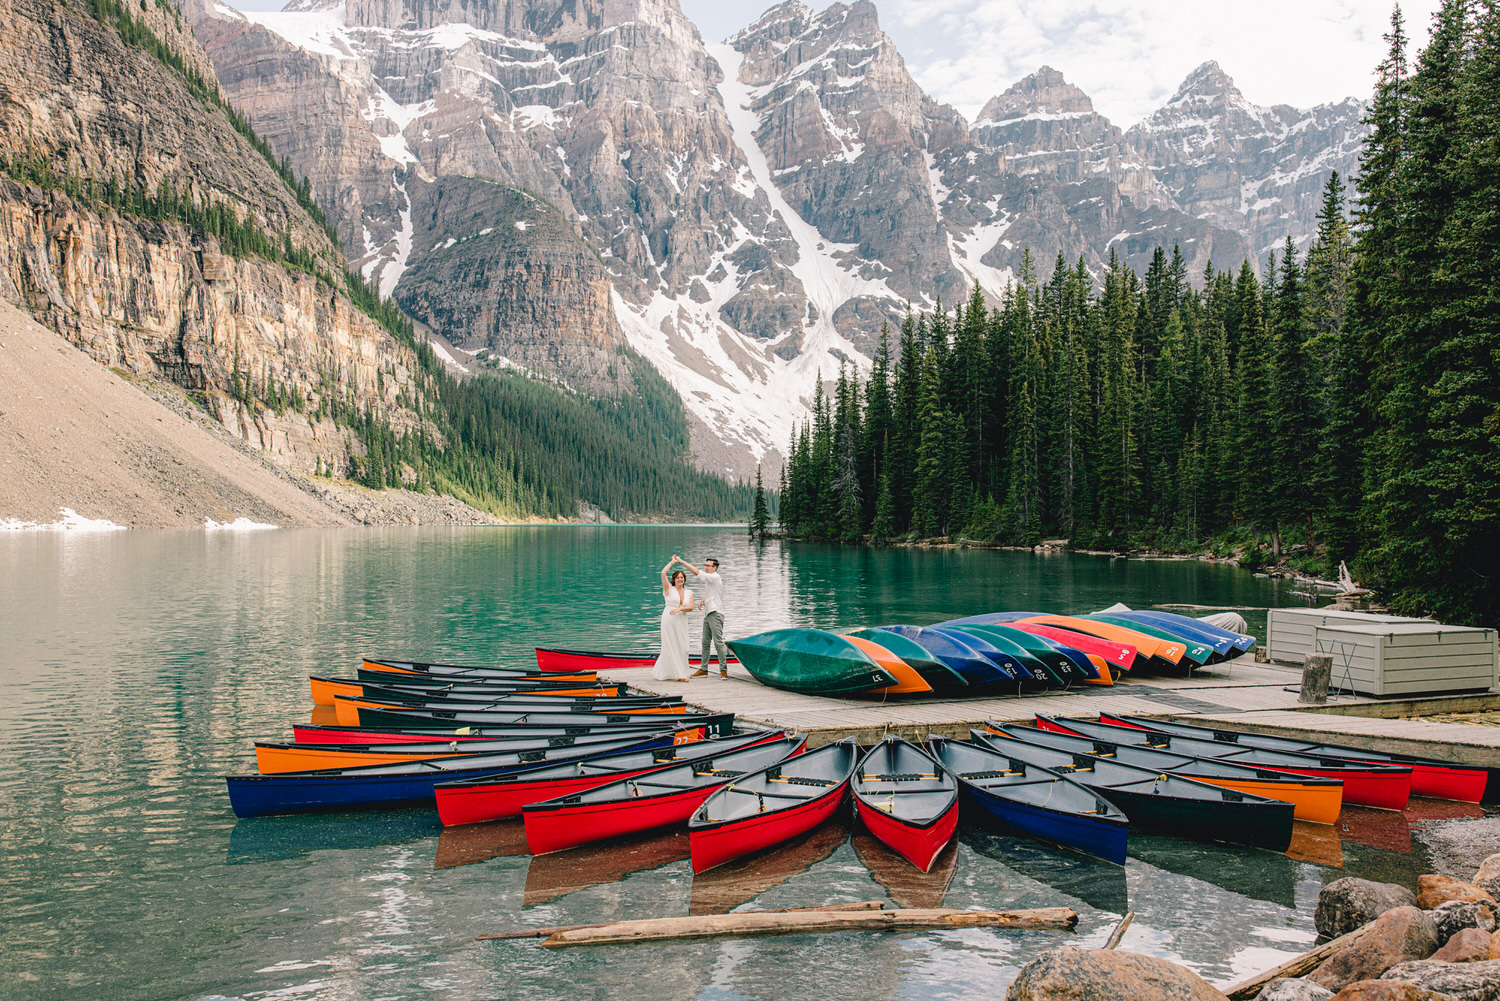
[[0, 527, 1483, 1001]]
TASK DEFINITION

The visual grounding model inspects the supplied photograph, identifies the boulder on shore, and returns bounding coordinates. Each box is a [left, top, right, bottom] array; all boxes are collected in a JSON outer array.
[[1379, 958, 1500, 1000], [1309, 906, 1439, 992], [1330, 981, 1460, 1001], [1256, 978, 1334, 1000], [1430, 900, 1498, 945], [1318, 879, 1421, 939], [1472, 855, 1500, 900], [1005, 947, 1229, 1001], [1417, 875, 1495, 911], [1431, 927, 1492, 963]]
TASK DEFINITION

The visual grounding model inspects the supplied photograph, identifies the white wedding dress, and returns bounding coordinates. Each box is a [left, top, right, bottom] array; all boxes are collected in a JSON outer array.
[[650, 584, 692, 681]]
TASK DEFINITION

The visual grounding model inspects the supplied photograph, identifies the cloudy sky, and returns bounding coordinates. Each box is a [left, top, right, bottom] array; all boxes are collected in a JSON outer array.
[[225, 0, 1440, 127], [682, 0, 1440, 126]]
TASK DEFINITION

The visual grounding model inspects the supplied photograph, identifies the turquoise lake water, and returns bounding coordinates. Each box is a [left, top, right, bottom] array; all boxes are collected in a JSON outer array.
[[0, 526, 1484, 1001]]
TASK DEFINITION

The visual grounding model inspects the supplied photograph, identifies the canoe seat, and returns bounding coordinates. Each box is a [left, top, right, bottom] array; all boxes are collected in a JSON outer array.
[[693, 768, 742, 777], [861, 772, 938, 782], [767, 775, 836, 787], [959, 769, 1026, 780]]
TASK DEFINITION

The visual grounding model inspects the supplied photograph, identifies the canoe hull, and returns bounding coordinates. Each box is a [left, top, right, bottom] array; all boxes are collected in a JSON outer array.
[[1101, 787, 1293, 852], [1094, 714, 1413, 810], [437, 767, 664, 827], [855, 797, 958, 873], [525, 784, 719, 855], [960, 783, 1128, 865], [689, 782, 848, 873]]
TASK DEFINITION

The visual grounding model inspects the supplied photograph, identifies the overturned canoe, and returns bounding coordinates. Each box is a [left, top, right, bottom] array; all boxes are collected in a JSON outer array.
[[727, 629, 897, 695]]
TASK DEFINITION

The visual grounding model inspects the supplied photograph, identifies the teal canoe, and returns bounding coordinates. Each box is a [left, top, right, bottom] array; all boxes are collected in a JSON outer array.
[[842, 627, 969, 691], [728, 628, 898, 695]]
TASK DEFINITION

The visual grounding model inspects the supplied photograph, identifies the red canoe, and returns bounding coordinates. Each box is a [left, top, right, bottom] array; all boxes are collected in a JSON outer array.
[[535, 647, 741, 672], [1078, 714, 1413, 810], [433, 730, 782, 826], [523, 735, 807, 854], [852, 737, 959, 873], [1008, 623, 1138, 673], [688, 738, 857, 874], [1101, 712, 1487, 804]]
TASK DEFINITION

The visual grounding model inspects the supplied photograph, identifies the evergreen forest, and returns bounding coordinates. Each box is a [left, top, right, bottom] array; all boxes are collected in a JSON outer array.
[[779, 2, 1500, 627]]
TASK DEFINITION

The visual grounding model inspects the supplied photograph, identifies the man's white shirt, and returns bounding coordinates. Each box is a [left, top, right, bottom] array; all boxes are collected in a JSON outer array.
[[699, 571, 724, 614]]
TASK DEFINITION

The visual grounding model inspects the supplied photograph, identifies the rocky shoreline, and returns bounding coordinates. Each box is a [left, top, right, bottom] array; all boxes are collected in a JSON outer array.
[[1007, 851, 1500, 1001]]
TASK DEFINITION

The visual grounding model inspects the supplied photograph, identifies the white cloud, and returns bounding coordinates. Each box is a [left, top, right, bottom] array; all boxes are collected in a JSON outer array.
[[880, 0, 1441, 126]]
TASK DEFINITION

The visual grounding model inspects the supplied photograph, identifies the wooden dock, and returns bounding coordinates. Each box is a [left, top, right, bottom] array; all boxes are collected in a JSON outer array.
[[607, 657, 1500, 766]]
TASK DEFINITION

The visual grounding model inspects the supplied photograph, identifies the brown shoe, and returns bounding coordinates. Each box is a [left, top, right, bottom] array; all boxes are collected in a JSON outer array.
[[719, 669, 729, 679], [689, 669, 709, 678]]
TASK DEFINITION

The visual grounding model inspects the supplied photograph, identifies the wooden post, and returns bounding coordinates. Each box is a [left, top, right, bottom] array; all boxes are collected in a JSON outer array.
[[1102, 911, 1134, 949], [508, 906, 1077, 948], [1299, 653, 1332, 703]]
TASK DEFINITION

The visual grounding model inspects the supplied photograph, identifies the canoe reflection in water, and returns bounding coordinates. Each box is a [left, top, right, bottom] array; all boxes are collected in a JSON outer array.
[[1286, 820, 1344, 868], [1337, 798, 1485, 855], [524, 830, 689, 907], [1128, 835, 1300, 910], [227, 807, 440, 863], [434, 819, 529, 870], [959, 827, 1129, 916], [688, 819, 850, 916], [851, 832, 956, 910]]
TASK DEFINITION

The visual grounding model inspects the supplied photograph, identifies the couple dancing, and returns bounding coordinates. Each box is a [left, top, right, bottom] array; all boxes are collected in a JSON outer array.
[[650, 554, 729, 682]]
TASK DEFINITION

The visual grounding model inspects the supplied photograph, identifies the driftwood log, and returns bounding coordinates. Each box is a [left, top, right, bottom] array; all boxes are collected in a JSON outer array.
[[1222, 924, 1373, 999], [478, 900, 887, 941], [482, 906, 1077, 948]]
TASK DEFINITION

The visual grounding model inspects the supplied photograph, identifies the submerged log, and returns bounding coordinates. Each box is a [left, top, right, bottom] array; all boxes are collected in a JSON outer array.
[[1223, 924, 1374, 1000], [529, 906, 1077, 948]]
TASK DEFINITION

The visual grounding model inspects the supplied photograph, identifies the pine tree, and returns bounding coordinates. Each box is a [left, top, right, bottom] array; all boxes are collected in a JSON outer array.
[[749, 464, 770, 541], [1268, 237, 1315, 554]]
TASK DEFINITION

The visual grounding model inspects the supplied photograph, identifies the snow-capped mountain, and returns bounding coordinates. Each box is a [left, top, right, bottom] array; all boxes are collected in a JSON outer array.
[[184, 0, 1368, 476]]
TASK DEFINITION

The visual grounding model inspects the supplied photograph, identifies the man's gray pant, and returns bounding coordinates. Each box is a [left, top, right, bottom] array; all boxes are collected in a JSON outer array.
[[700, 611, 726, 668]]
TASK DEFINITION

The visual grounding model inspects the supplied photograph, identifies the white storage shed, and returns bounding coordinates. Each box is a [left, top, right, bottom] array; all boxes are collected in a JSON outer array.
[[1266, 608, 1430, 664], [1267, 609, 1497, 696]]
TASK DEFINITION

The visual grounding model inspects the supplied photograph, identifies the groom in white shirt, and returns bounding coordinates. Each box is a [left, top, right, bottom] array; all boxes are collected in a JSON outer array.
[[679, 556, 728, 678]]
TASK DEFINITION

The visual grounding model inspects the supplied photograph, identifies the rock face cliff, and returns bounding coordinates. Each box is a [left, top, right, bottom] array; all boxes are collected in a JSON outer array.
[[0, 0, 425, 480], [185, 0, 1370, 475]]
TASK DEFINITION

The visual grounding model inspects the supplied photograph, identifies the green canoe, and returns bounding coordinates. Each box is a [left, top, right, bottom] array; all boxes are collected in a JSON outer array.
[[728, 628, 898, 695], [841, 627, 969, 692], [1084, 614, 1215, 665]]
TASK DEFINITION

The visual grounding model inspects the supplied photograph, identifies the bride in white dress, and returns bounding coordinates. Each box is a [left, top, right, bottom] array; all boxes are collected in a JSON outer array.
[[651, 560, 694, 682]]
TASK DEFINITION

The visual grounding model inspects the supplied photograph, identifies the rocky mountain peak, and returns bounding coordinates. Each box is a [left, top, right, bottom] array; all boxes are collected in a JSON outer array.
[[1168, 59, 1244, 108], [976, 65, 1096, 124]]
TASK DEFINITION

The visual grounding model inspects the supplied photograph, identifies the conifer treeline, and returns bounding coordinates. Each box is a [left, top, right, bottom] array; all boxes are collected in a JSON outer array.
[[781, 1, 1500, 627]]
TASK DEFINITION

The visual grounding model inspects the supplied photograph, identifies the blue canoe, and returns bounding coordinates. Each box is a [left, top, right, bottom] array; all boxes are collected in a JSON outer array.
[[927, 735, 1128, 864], [226, 731, 676, 818], [1111, 610, 1255, 653], [872, 625, 1024, 686]]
